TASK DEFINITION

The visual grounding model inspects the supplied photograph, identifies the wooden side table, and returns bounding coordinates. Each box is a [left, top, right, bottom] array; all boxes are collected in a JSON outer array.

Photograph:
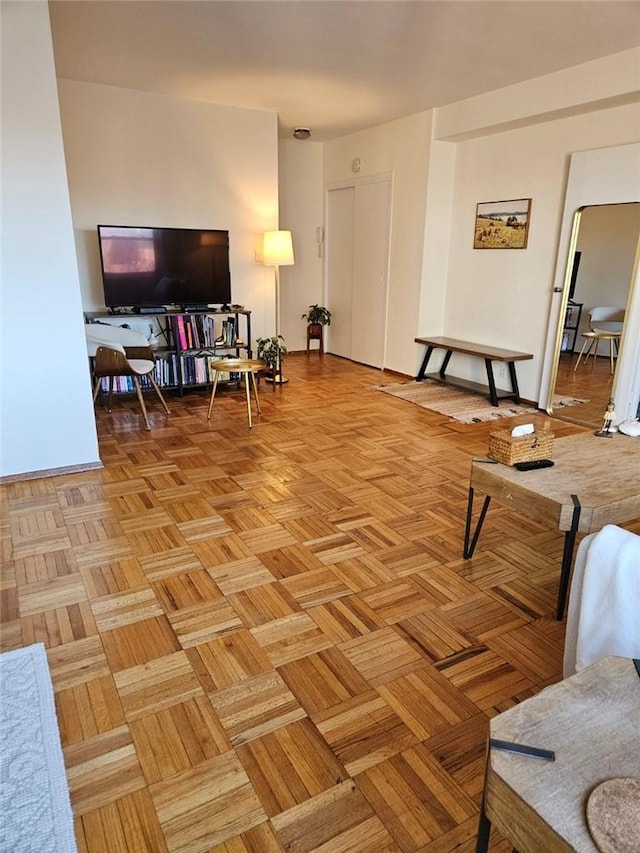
[[207, 359, 263, 429], [476, 656, 640, 852], [306, 324, 324, 355]]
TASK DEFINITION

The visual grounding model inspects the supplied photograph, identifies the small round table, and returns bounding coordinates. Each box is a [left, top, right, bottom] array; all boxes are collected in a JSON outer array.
[[207, 359, 264, 429]]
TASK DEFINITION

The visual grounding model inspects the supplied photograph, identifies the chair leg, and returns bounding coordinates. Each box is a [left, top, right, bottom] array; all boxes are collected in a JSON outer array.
[[609, 337, 615, 374], [149, 375, 170, 414], [93, 378, 102, 403], [590, 338, 600, 370], [574, 338, 593, 371], [107, 377, 114, 412], [132, 376, 151, 430]]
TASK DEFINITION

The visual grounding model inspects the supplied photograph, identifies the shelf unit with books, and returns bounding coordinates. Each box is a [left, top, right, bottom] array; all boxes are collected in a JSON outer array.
[[561, 300, 583, 356], [85, 307, 252, 396], [171, 309, 252, 394]]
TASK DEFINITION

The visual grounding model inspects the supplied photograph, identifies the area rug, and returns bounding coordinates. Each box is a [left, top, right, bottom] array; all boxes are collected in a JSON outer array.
[[0, 643, 77, 852], [373, 379, 587, 424]]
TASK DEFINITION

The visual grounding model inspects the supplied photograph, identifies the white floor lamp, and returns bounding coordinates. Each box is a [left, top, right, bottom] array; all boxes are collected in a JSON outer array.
[[263, 230, 294, 384]]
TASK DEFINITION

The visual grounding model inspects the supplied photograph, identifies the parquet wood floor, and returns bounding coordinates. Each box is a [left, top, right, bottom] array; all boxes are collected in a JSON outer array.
[[2, 353, 638, 852]]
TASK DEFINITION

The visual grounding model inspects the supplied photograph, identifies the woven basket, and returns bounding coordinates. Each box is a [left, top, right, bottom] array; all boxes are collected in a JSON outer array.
[[488, 428, 554, 466]]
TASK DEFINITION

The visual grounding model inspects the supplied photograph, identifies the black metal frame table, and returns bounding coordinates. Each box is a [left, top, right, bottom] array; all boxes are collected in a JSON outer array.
[[463, 433, 640, 619]]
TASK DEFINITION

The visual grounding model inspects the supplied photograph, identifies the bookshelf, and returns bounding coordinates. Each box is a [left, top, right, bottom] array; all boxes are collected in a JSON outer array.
[[561, 300, 583, 356], [85, 308, 252, 395]]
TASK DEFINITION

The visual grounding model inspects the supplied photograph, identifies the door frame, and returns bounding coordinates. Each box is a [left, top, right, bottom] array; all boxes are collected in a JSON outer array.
[[324, 172, 394, 369]]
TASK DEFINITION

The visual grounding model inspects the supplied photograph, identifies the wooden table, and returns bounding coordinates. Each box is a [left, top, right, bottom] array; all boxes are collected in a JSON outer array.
[[464, 432, 640, 618], [414, 336, 533, 406], [207, 358, 264, 429], [476, 655, 640, 852]]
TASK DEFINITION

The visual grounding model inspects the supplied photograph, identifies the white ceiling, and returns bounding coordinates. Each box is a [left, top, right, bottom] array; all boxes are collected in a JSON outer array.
[[49, 1, 640, 141]]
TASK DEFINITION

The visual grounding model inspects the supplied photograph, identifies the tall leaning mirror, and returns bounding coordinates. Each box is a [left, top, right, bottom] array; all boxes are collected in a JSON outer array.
[[546, 202, 640, 428]]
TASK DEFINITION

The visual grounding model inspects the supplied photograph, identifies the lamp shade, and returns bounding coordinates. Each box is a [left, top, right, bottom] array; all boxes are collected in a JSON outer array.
[[263, 230, 294, 267]]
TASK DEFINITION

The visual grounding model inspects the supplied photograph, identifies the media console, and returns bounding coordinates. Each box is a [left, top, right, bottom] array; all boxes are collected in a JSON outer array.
[[85, 307, 252, 396]]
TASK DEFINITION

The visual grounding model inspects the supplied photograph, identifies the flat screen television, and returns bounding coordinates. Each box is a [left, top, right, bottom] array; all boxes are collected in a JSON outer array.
[[97, 225, 231, 310]]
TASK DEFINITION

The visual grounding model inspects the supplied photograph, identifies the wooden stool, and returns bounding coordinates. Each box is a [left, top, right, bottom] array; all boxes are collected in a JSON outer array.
[[306, 324, 324, 355], [207, 358, 263, 429]]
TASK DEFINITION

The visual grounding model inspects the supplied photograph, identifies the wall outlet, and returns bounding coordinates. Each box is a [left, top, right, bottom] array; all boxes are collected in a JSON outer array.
[[498, 364, 507, 380]]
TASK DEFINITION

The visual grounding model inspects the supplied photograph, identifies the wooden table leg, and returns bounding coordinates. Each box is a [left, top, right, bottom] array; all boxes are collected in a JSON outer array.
[[251, 372, 261, 416], [244, 371, 253, 429], [207, 371, 220, 420]]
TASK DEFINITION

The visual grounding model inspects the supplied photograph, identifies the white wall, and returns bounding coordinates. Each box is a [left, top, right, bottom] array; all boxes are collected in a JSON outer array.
[[1, 2, 100, 479], [323, 111, 432, 373], [57, 80, 280, 344], [433, 105, 640, 402], [278, 139, 324, 352]]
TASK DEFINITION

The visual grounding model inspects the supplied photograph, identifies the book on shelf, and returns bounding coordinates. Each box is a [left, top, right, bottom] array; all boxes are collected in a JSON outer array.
[[176, 314, 188, 350], [225, 316, 235, 347]]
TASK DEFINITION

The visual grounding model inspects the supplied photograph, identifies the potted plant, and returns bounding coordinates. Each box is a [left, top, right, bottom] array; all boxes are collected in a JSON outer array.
[[302, 305, 331, 355], [302, 305, 331, 327], [257, 335, 288, 383]]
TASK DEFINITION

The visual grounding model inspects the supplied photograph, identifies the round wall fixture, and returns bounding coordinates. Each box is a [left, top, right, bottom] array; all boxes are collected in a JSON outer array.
[[351, 157, 362, 173], [293, 128, 311, 140]]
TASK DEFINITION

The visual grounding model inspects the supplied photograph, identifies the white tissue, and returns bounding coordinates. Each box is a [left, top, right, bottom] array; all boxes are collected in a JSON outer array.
[[511, 423, 534, 438]]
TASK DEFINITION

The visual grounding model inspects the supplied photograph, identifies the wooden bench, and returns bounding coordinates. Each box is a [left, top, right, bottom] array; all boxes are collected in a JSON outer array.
[[414, 336, 533, 407]]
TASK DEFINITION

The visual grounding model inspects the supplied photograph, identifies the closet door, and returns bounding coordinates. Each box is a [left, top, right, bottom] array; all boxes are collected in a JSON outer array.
[[325, 187, 354, 360], [326, 178, 391, 369], [350, 179, 390, 368]]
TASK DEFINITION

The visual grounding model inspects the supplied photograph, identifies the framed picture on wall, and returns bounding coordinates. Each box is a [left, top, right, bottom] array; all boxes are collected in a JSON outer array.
[[474, 198, 531, 249]]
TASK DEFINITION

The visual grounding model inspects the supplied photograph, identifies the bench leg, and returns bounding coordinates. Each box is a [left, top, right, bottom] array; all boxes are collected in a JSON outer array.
[[439, 349, 453, 380], [416, 346, 434, 381], [484, 359, 499, 406], [507, 361, 521, 404]]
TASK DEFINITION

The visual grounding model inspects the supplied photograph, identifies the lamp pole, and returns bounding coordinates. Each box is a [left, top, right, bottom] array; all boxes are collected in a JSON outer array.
[[263, 230, 294, 385]]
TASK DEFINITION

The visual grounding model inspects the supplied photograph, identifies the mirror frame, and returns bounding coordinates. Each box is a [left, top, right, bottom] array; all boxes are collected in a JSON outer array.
[[538, 143, 640, 424], [545, 203, 639, 424]]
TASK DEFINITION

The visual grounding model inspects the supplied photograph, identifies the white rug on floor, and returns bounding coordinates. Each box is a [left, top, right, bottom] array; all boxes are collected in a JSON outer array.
[[373, 379, 587, 424], [0, 643, 77, 852]]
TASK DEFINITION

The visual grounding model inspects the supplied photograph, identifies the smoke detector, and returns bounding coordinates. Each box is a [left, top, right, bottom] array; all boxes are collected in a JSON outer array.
[[293, 127, 311, 140]]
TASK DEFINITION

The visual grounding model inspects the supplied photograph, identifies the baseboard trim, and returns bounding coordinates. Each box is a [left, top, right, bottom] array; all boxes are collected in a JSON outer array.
[[0, 461, 104, 484]]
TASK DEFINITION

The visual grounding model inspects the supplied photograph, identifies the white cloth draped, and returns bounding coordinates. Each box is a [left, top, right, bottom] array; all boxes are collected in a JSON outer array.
[[563, 524, 640, 678]]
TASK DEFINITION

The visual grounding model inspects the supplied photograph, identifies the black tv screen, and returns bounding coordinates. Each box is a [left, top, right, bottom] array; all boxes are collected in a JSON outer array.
[[97, 225, 231, 309]]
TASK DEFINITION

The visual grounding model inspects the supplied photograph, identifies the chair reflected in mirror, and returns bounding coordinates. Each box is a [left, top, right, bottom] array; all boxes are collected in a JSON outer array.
[[573, 306, 625, 375], [85, 324, 170, 430]]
